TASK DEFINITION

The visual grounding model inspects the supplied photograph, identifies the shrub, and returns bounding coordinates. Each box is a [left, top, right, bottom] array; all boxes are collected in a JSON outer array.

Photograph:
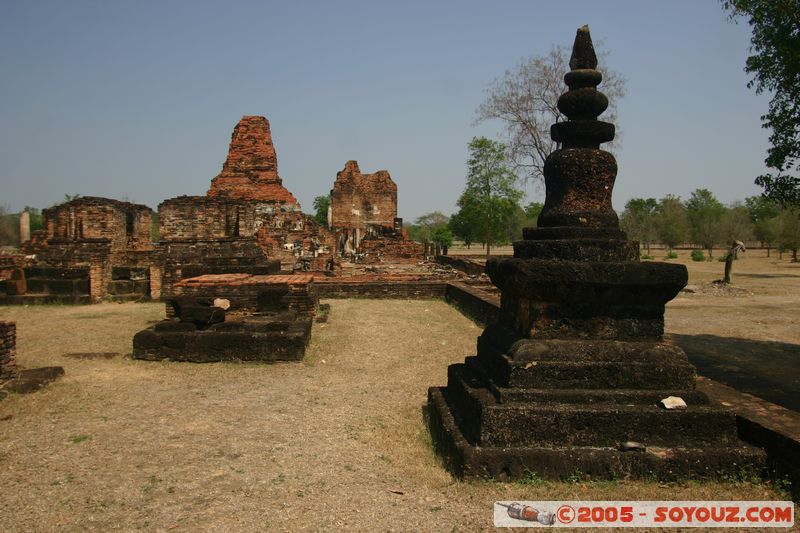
[[665, 251, 678, 259], [641, 254, 654, 260], [690, 249, 705, 261]]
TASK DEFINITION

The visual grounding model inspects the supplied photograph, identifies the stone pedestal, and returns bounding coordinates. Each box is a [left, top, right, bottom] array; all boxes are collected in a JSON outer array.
[[427, 26, 765, 481]]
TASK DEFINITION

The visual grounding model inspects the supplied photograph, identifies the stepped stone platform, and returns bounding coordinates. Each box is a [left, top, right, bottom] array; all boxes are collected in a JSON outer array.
[[427, 26, 765, 481], [132, 274, 318, 363]]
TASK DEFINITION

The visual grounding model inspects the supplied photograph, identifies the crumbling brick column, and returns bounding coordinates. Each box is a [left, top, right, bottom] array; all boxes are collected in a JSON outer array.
[[89, 263, 106, 302], [149, 265, 163, 300], [0, 321, 17, 381]]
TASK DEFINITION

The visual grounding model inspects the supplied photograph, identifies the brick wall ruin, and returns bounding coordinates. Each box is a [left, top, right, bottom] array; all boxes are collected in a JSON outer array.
[[0, 321, 17, 381], [328, 160, 421, 261], [14, 197, 157, 303], [330, 160, 397, 230], [41, 197, 153, 253]]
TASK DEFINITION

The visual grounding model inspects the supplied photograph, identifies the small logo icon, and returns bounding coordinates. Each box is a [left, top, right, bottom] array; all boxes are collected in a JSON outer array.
[[498, 502, 556, 525], [556, 504, 576, 524]]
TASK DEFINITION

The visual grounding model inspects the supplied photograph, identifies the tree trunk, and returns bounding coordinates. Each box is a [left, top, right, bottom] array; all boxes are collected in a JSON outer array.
[[707, 245, 713, 259], [722, 253, 733, 283]]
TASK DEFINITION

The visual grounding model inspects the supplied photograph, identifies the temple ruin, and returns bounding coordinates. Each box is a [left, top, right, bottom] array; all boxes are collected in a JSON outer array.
[[329, 160, 421, 261], [427, 26, 765, 480], [158, 115, 337, 289], [16, 197, 158, 302]]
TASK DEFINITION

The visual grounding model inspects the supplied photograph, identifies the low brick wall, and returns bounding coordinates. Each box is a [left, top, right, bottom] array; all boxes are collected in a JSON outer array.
[[435, 255, 486, 277], [0, 321, 17, 380], [444, 282, 500, 325], [696, 377, 800, 501], [316, 280, 448, 299]]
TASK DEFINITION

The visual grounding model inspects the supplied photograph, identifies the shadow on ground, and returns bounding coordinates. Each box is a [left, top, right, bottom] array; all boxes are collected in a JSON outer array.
[[736, 273, 800, 279], [668, 333, 800, 412]]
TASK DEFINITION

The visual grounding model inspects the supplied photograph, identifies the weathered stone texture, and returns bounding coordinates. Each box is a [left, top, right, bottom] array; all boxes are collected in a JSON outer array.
[[330, 160, 397, 230], [132, 275, 317, 363], [0, 321, 17, 381], [427, 25, 764, 481], [172, 274, 318, 317], [207, 116, 298, 205]]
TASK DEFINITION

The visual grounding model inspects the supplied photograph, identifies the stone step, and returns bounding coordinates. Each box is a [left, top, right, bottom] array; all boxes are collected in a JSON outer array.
[[514, 238, 638, 262], [478, 334, 690, 364], [446, 364, 735, 448], [428, 386, 765, 481], [490, 383, 710, 405], [473, 352, 696, 390], [462, 358, 707, 404]]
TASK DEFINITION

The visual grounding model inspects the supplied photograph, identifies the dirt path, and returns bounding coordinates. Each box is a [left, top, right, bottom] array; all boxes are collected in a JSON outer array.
[[0, 300, 784, 532]]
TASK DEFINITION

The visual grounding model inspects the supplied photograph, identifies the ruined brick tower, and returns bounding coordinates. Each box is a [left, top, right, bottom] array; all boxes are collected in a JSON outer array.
[[427, 26, 764, 480], [207, 116, 298, 205], [329, 160, 398, 230]]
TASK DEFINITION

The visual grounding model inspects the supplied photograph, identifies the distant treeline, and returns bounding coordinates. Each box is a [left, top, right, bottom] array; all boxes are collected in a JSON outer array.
[[405, 188, 800, 261]]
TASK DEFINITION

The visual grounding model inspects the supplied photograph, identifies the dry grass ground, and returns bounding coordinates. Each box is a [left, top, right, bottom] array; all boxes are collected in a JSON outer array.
[[0, 254, 794, 532]]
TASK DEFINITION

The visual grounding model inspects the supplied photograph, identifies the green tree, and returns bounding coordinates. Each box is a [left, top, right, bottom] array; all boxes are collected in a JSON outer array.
[[431, 226, 454, 247], [723, 0, 800, 206], [619, 197, 658, 253], [686, 189, 726, 257], [454, 137, 523, 256], [408, 211, 449, 243], [0, 206, 18, 246], [719, 202, 755, 245], [448, 210, 475, 248], [654, 195, 689, 251], [312, 195, 330, 227], [745, 195, 781, 253], [499, 201, 543, 243], [23, 206, 43, 232], [776, 207, 800, 261], [524, 202, 544, 220]]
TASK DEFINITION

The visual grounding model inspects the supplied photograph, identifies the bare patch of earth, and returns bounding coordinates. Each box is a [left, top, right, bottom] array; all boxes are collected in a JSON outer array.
[[0, 299, 786, 531]]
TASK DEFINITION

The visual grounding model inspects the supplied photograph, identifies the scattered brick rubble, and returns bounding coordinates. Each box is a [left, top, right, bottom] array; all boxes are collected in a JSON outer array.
[[427, 26, 765, 481]]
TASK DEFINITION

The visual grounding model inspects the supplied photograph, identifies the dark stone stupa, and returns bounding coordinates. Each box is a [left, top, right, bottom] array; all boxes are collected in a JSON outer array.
[[427, 26, 765, 480]]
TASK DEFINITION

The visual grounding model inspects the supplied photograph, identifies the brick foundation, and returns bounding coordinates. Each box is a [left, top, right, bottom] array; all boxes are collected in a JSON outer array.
[[172, 274, 318, 316]]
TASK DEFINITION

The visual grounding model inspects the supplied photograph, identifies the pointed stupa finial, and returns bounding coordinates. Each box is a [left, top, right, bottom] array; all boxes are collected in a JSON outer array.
[[569, 25, 597, 70]]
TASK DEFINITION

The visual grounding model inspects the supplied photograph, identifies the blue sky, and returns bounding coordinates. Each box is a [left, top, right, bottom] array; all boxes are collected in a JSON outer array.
[[0, 0, 771, 221]]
